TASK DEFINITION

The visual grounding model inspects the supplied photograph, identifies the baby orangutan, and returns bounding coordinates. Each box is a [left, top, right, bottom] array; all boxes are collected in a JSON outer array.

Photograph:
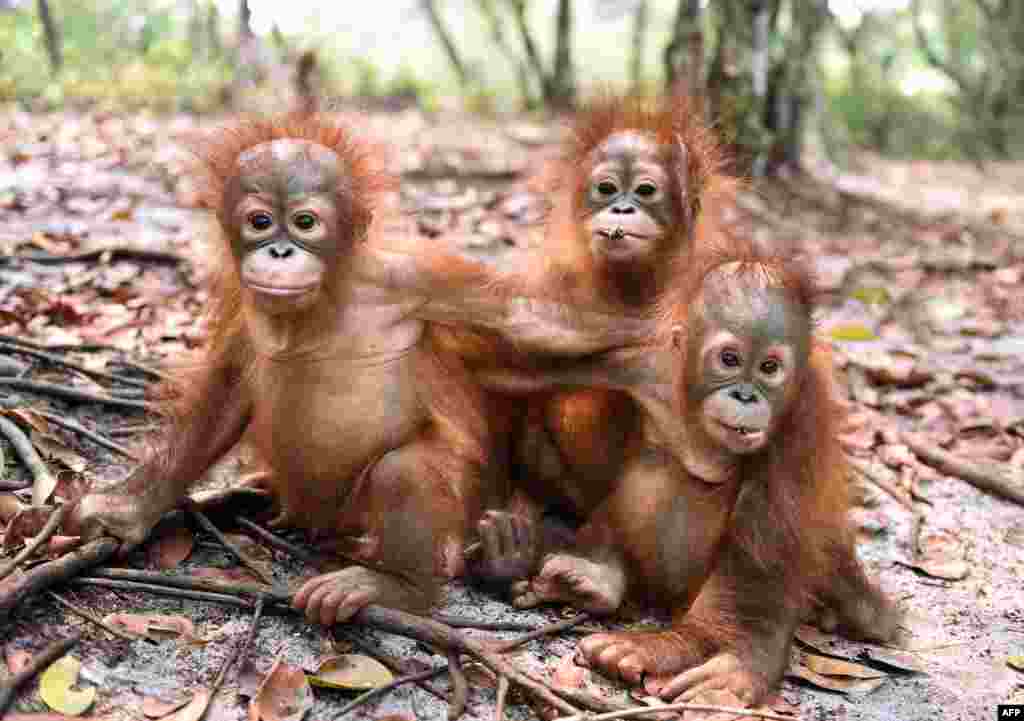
[[66, 112, 648, 626], [474, 246, 900, 707]]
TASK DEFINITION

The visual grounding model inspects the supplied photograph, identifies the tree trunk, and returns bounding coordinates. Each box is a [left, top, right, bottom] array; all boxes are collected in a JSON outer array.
[[36, 0, 61, 75], [629, 0, 649, 91], [550, 0, 575, 108], [750, 0, 771, 176], [663, 0, 702, 93], [238, 0, 253, 42], [422, 0, 473, 89]]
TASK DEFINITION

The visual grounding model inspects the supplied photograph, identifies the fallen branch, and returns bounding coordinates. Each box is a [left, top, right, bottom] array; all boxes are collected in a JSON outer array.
[[0, 633, 82, 715], [48, 590, 148, 643], [235, 516, 320, 565], [847, 455, 914, 511], [71, 577, 256, 608], [0, 537, 119, 620], [0, 378, 152, 410], [0, 415, 58, 505], [446, 649, 469, 720], [0, 504, 67, 582], [0, 341, 148, 389], [494, 675, 509, 721], [555, 701, 794, 721], [190, 509, 276, 586], [432, 615, 538, 632], [13, 246, 184, 265], [87, 567, 270, 597], [333, 666, 448, 719], [340, 629, 452, 705], [902, 432, 1024, 506], [33, 409, 137, 459]]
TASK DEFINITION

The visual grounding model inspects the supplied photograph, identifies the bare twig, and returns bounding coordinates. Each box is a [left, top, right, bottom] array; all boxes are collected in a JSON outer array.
[[555, 701, 794, 721], [0, 504, 67, 582], [447, 649, 469, 720], [212, 596, 265, 692], [494, 675, 509, 721], [13, 246, 184, 265], [189, 509, 276, 585], [33, 409, 137, 459], [0, 378, 152, 410], [0, 633, 82, 715], [0, 341, 148, 388], [70, 577, 256, 608], [0, 415, 59, 505], [432, 615, 537, 632], [235, 516, 319, 565], [0, 537, 119, 620], [47, 590, 149, 643], [108, 423, 161, 437], [340, 630, 451, 705], [847, 455, 915, 511], [333, 666, 448, 719], [493, 613, 589, 651], [88, 567, 270, 597], [902, 432, 1024, 506], [105, 358, 167, 382]]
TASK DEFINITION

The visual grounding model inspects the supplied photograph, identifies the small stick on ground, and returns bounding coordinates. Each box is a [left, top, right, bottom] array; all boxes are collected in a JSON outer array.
[[0, 415, 59, 505], [446, 649, 469, 721], [71, 577, 256, 609], [0, 341, 148, 389], [108, 423, 161, 437], [47, 590, 149, 643], [190, 509, 276, 586], [14, 246, 184, 265], [432, 615, 537, 632], [0, 378, 152, 410], [212, 597, 265, 692], [902, 432, 1024, 506], [333, 666, 448, 719], [340, 630, 451, 705], [493, 613, 589, 652], [89, 567, 271, 597], [0, 633, 82, 715], [235, 516, 319, 565], [555, 701, 795, 721], [847, 455, 914, 511], [33, 409, 137, 459], [494, 676, 509, 721], [0, 503, 67, 582]]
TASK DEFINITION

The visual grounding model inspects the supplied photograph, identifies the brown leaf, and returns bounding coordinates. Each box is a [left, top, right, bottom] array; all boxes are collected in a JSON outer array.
[[786, 664, 887, 695], [2, 505, 52, 553], [140, 696, 190, 718], [155, 690, 212, 721], [250, 656, 314, 721], [858, 647, 926, 674], [801, 652, 887, 679], [308, 655, 394, 690], [102, 613, 199, 642], [147, 525, 195, 569]]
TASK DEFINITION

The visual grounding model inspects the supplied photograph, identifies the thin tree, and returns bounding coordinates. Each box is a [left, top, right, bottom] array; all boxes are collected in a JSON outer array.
[[36, 0, 62, 75], [422, 0, 473, 90]]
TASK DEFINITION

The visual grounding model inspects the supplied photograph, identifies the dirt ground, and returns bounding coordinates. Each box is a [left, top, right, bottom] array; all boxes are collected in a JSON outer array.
[[0, 107, 1022, 721]]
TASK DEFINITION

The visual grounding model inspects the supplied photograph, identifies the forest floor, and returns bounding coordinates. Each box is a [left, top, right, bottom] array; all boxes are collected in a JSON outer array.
[[0, 107, 1022, 721]]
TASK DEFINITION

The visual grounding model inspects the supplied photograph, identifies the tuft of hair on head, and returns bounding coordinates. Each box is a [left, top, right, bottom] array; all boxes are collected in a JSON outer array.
[[186, 109, 394, 236], [555, 91, 737, 222], [657, 233, 821, 348]]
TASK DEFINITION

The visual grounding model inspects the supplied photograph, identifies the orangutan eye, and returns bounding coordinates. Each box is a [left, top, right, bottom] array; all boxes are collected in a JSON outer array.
[[248, 211, 274, 232], [292, 211, 319, 232], [635, 182, 658, 197], [760, 358, 781, 376], [720, 349, 741, 368], [596, 180, 618, 196]]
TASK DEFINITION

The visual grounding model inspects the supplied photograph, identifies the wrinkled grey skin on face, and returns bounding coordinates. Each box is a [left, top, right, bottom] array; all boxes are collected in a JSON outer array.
[[582, 131, 681, 265], [688, 265, 810, 455], [225, 140, 345, 314]]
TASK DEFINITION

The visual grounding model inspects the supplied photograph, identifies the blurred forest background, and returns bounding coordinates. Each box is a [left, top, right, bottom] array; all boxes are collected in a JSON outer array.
[[1, 0, 1022, 170]]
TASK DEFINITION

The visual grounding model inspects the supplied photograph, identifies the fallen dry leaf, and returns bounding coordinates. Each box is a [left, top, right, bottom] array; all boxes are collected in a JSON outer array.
[[6, 646, 33, 674], [140, 696, 190, 718], [154, 690, 212, 721], [101, 613, 199, 642], [307, 654, 394, 690], [858, 647, 926, 674], [2, 505, 53, 553], [39, 655, 96, 716], [786, 663, 886, 695], [801, 652, 887, 679], [250, 656, 314, 721], [147, 525, 195, 569], [1008, 655, 1024, 672]]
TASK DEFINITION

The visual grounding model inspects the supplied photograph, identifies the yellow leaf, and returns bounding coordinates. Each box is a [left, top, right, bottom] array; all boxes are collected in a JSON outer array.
[[307, 654, 394, 690], [1008, 655, 1024, 672], [39, 655, 96, 716], [851, 286, 891, 306], [829, 323, 877, 342]]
